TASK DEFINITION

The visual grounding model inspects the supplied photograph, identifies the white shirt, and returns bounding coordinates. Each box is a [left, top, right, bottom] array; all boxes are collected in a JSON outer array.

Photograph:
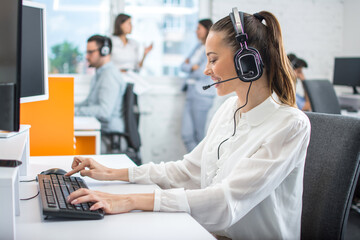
[[111, 36, 140, 71], [129, 94, 311, 240]]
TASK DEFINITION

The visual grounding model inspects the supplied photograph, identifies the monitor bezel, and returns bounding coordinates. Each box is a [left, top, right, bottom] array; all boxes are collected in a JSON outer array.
[[20, 0, 48, 104]]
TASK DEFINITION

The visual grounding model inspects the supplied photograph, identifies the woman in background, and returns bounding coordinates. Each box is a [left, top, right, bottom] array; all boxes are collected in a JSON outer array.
[[111, 13, 153, 72], [180, 19, 216, 152]]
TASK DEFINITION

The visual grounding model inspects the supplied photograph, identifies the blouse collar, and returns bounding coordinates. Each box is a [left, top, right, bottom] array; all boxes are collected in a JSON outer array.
[[241, 93, 282, 127]]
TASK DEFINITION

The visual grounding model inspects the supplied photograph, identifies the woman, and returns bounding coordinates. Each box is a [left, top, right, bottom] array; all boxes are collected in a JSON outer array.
[[66, 9, 310, 239], [180, 19, 216, 152], [111, 13, 153, 72]]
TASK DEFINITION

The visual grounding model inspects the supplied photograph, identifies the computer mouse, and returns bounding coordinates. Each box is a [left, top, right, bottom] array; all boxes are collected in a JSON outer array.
[[40, 168, 67, 176]]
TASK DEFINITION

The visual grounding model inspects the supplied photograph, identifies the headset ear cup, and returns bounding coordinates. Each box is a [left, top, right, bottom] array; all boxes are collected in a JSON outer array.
[[100, 45, 110, 56], [234, 47, 264, 82]]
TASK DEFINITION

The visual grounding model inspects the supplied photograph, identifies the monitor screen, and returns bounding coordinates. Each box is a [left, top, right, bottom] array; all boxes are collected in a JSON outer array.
[[333, 57, 360, 94], [20, 1, 48, 103], [0, 0, 21, 132]]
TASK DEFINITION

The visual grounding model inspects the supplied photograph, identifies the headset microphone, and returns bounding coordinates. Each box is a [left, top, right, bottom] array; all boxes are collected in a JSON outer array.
[[202, 71, 254, 90]]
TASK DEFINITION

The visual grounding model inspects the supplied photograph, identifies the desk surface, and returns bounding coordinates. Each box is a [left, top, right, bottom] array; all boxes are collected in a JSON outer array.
[[16, 155, 214, 240]]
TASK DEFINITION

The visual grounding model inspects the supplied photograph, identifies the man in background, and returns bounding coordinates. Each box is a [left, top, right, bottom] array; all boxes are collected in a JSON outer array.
[[75, 35, 126, 152]]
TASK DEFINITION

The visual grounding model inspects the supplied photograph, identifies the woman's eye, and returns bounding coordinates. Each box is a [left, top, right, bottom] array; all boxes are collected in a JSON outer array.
[[209, 59, 216, 64]]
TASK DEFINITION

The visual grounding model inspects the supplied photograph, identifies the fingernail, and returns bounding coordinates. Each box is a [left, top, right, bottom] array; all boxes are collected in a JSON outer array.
[[67, 196, 70, 202], [71, 199, 77, 204]]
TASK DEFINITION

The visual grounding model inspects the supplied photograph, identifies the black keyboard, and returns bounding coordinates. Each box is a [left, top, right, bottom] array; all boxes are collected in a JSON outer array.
[[37, 174, 104, 220]]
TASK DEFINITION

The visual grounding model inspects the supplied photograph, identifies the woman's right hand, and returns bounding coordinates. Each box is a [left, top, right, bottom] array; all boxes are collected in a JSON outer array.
[[65, 156, 113, 180]]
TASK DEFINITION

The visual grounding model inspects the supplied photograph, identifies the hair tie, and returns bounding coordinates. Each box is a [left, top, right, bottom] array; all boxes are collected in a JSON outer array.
[[253, 13, 264, 22]]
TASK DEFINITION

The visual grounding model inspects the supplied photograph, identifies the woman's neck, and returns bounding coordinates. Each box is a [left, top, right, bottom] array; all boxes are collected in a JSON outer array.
[[119, 35, 127, 45], [236, 78, 271, 113]]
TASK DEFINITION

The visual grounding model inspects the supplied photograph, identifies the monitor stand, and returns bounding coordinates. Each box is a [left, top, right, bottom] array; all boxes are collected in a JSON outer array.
[[352, 86, 359, 95], [0, 125, 30, 239]]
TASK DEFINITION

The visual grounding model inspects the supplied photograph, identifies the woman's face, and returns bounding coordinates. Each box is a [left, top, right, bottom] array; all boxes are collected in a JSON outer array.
[[196, 23, 208, 43], [120, 18, 132, 35], [204, 31, 241, 96]]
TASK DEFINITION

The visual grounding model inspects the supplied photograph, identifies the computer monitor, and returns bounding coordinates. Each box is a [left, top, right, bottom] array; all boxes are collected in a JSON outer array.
[[0, 0, 22, 132], [20, 1, 48, 103], [333, 57, 360, 94]]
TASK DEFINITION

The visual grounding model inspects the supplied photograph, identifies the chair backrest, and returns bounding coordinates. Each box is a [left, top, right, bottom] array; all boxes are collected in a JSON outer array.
[[301, 112, 360, 240], [122, 83, 141, 150], [302, 80, 341, 114]]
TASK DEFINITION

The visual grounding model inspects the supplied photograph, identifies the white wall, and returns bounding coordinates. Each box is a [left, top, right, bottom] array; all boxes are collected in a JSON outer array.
[[343, 0, 360, 55]]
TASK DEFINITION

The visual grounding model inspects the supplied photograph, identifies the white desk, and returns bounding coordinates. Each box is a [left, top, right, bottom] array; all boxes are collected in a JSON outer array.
[[16, 155, 214, 240], [74, 117, 101, 154]]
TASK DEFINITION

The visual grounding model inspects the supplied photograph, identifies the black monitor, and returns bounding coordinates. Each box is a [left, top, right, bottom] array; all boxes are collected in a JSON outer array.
[[333, 57, 360, 94], [0, 0, 22, 132], [21, 1, 48, 103]]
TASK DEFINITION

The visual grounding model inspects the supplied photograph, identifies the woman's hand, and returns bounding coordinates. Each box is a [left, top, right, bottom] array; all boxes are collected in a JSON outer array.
[[191, 64, 200, 71], [65, 156, 114, 180], [65, 156, 129, 181], [67, 188, 155, 214], [144, 43, 153, 56]]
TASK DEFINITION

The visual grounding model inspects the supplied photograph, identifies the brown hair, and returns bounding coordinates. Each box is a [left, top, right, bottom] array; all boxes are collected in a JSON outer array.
[[113, 13, 131, 36], [211, 11, 296, 107], [199, 19, 213, 38]]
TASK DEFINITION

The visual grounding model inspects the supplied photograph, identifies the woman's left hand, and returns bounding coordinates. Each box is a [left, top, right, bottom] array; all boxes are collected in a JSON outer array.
[[67, 188, 134, 214]]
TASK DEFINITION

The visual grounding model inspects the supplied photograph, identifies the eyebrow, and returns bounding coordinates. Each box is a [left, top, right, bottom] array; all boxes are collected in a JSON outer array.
[[206, 52, 217, 56]]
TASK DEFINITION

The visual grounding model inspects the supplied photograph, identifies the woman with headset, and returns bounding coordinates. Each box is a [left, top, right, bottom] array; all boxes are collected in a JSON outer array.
[[66, 9, 310, 239]]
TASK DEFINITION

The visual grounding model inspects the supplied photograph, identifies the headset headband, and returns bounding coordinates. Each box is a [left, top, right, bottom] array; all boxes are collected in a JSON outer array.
[[232, 7, 244, 35], [230, 7, 248, 46]]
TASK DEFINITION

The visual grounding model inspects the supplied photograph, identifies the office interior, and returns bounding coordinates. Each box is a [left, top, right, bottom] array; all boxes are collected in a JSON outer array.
[[46, 0, 360, 165], [0, 0, 360, 239]]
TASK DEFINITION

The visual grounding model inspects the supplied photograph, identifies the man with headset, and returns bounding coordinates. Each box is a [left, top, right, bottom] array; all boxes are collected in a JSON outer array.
[[75, 35, 126, 153]]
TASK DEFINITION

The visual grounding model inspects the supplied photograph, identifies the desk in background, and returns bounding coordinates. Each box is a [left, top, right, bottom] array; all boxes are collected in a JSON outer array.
[[74, 116, 101, 155], [16, 154, 214, 240]]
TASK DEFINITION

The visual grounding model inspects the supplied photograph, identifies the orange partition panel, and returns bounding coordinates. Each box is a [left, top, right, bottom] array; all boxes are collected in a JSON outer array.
[[20, 77, 74, 156], [75, 136, 96, 155]]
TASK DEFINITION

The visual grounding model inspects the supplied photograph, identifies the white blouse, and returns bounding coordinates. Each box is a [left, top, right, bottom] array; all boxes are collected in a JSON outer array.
[[110, 36, 140, 71], [129, 94, 311, 240]]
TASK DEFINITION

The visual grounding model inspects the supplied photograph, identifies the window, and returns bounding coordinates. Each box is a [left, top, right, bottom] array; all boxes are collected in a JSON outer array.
[[33, 0, 200, 76], [123, 0, 199, 77], [34, 0, 111, 74]]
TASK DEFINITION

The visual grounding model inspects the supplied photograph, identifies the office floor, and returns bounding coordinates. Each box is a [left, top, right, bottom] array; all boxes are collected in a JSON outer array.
[[345, 209, 360, 240]]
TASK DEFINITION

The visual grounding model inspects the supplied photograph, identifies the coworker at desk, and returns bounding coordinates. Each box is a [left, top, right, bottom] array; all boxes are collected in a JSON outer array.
[[75, 35, 126, 151], [288, 53, 311, 111], [111, 13, 153, 72], [180, 19, 216, 152], [67, 9, 310, 240]]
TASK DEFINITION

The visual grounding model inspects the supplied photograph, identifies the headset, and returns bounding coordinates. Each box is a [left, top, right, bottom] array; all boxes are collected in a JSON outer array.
[[229, 7, 264, 82], [100, 37, 110, 56]]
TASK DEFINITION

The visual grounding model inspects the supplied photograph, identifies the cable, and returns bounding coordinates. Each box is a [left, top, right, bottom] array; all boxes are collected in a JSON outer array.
[[20, 191, 40, 201], [20, 178, 39, 200], [217, 81, 253, 160], [20, 179, 36, 182]]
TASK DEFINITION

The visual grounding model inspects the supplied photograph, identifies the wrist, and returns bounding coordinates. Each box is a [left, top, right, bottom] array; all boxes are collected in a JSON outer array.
[[109, 168, 129, 181], [129, 193, 155, 211]]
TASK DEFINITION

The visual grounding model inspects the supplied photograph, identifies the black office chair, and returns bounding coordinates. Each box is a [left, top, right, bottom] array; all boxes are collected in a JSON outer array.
[[302, 79, 341, 114], [301, 112, 360, 240], [102, 83, 142, 165]]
